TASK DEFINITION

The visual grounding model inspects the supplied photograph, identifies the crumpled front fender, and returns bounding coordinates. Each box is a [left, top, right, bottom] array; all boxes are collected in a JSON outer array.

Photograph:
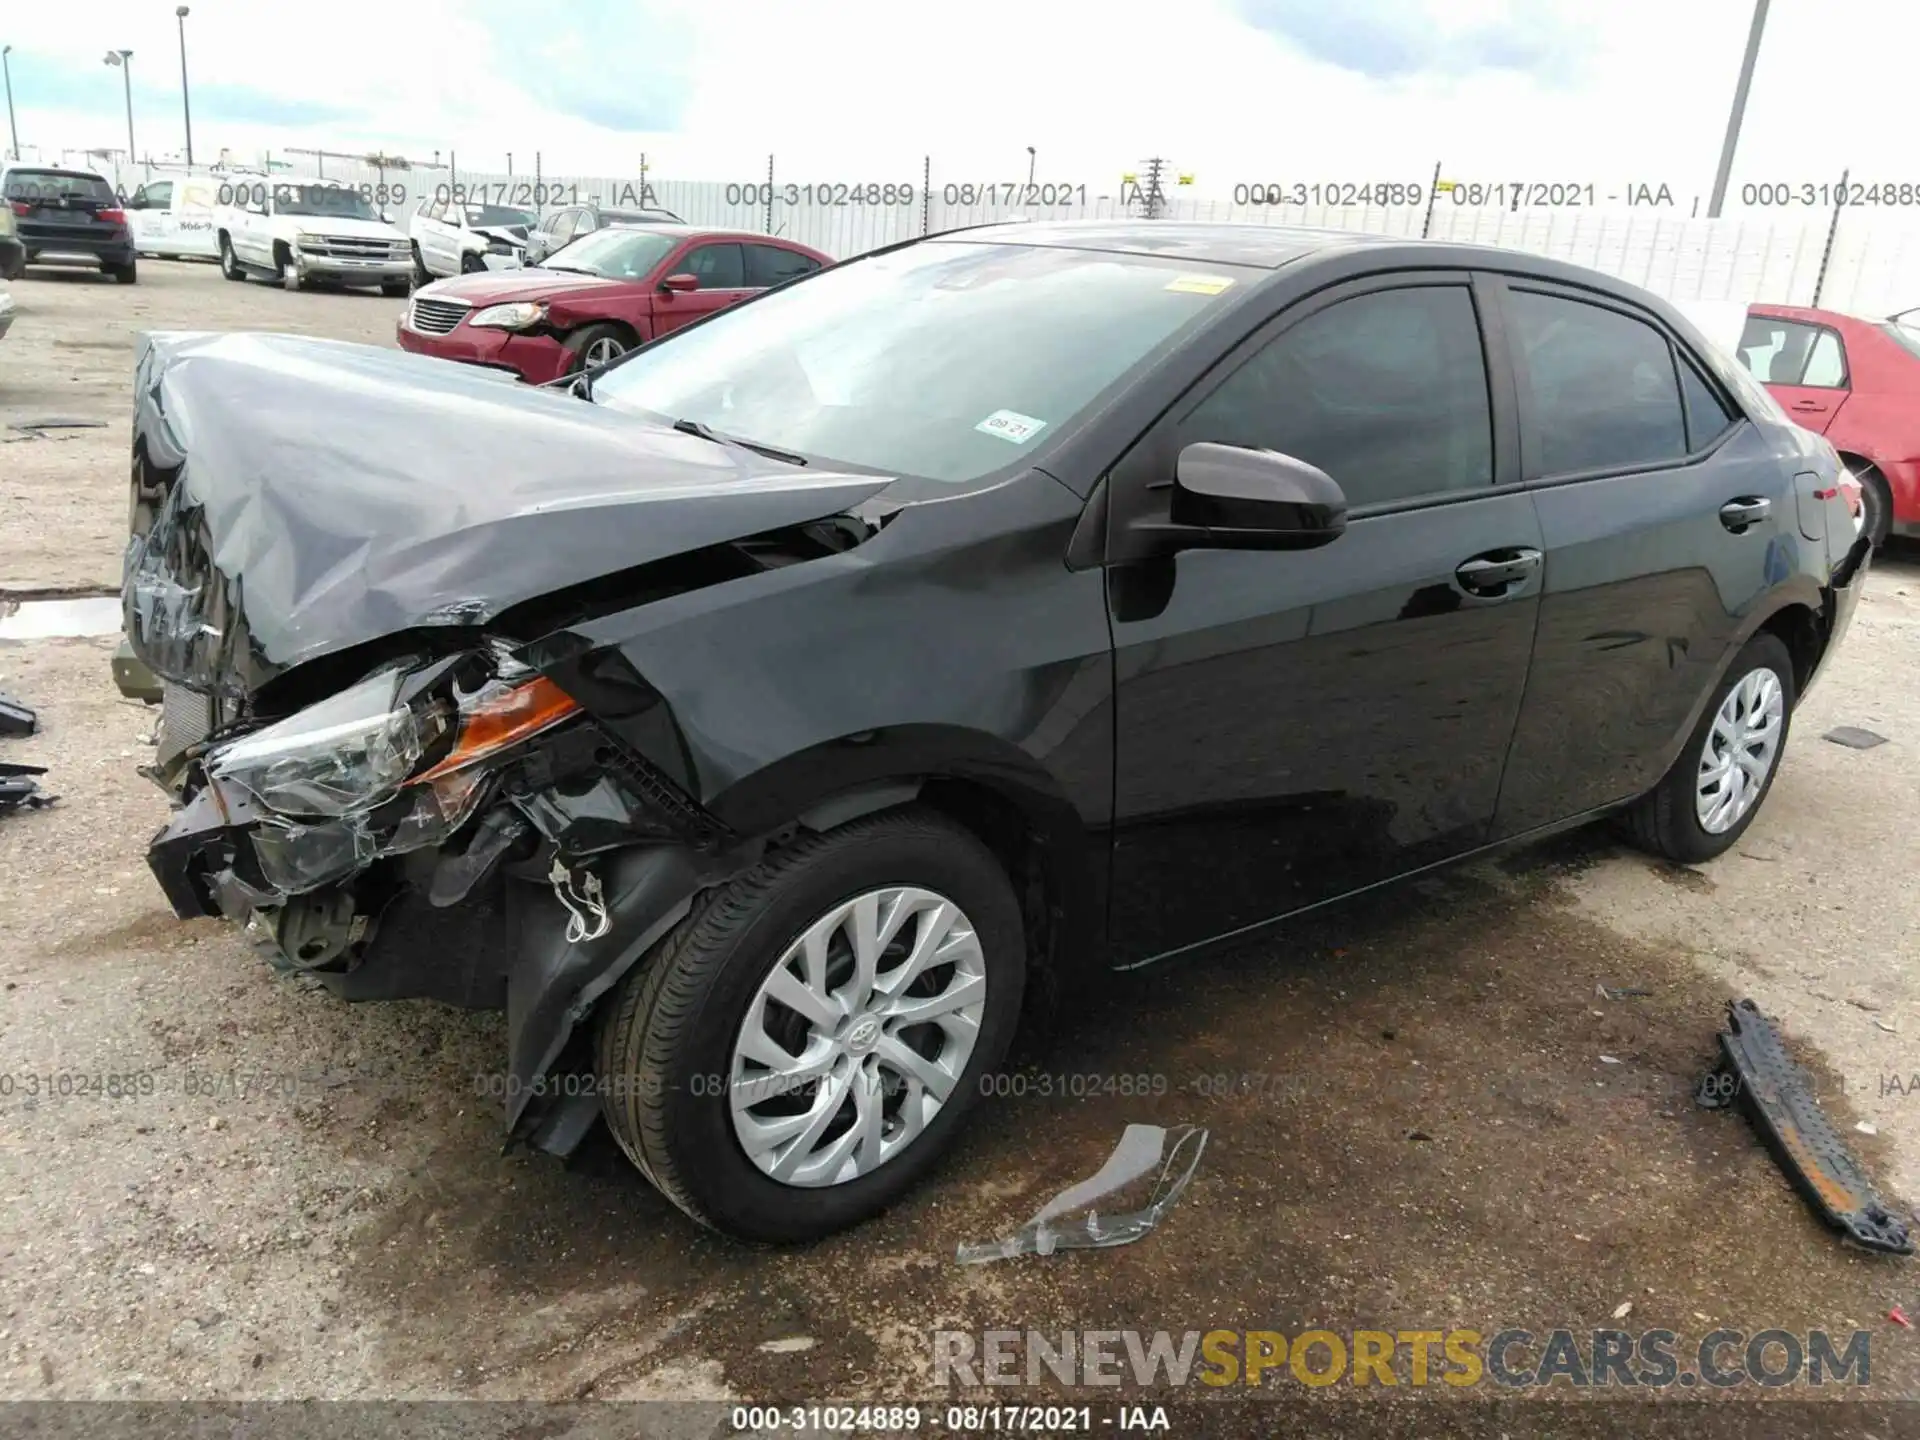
[[503, 838, 763, 1147]]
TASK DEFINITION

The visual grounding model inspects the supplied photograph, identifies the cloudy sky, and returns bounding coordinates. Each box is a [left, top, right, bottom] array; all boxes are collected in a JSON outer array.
[[0, 0, 1907, 206]]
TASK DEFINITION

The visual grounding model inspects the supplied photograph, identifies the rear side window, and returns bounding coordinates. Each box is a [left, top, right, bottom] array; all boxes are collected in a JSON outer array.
[[1506, 290, 1687, 476], [1737, 316, 1820, 383], [1800, 330, 1848, 388], [682, 242, 746, 288], [1183, 284, 1494, 509], [1678, 358, 1737, 450], [746, 243, 820, 287]]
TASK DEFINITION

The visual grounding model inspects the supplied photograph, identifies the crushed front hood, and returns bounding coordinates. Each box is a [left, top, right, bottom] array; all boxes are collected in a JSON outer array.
[[126, 331, 893, 693]]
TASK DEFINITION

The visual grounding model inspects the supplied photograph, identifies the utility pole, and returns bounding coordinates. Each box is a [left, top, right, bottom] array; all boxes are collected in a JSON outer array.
[[1026, 146, 1035, 186], [103, 50, 135, 168], [175, 8, 194, 166], [2, 46, 19, 161], [1707, 0, 1770, 218]]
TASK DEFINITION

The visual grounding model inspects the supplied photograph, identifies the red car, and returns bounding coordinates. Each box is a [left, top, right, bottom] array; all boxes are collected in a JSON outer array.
[[395, 225, 831, 384], [1739, 303, 1920, 546]]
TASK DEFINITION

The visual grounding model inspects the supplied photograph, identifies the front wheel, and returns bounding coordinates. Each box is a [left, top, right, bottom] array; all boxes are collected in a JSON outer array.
[[1620, 632, 1796, 864], [595, 807, 1027, 1242], [218, 235, 245, 281], [563, 323, 629, 374]]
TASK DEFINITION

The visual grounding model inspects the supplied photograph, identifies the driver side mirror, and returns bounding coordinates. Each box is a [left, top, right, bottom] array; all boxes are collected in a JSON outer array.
[[660, 272, 699, 293], [1136, 442, 1347, 555]]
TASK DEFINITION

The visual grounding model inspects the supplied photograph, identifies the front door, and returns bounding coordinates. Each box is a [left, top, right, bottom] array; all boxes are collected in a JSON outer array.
[[655, 241, 753, 336], [1106, 275, 1543, 966]]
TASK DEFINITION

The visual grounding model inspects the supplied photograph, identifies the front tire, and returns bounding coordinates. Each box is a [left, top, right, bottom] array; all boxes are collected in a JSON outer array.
[[1621, 632, 1795, 864], [218, 234, 245, 281], [563, 323, 629, 374], [595, 807, 1026, 1242]]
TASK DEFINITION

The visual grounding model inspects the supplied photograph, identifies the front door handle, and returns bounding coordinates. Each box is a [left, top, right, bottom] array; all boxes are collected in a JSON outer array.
[[1719, 497, 1772, 533], [1791, 400, 1825, 411], [1455, 548, 1542, 597]]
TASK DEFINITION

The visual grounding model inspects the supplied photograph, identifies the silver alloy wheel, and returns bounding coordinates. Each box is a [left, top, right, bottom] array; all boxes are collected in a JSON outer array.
[[583, 335, 626, 366], [730, 886, 987, 1188], [1695, 666, 1786, 834]]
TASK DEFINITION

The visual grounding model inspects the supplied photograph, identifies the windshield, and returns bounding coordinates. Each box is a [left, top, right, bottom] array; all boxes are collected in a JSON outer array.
[[466, 203, 535, 228], [590, 240, 1247, 482], [544, 227, 677, 278], [1881, 321, 1920, 362], [4, 169, 115, 202], [275, 185, 380, 221]]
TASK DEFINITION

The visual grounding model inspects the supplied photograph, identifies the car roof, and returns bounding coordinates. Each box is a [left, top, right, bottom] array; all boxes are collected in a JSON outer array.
[[3, 165, 109, 181], [939, 219, 1404, 270], [597, 222, 810, 246]]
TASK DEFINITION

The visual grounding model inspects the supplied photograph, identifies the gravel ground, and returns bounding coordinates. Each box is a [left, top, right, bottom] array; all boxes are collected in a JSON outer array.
[[2, 260, 1918, 1432]]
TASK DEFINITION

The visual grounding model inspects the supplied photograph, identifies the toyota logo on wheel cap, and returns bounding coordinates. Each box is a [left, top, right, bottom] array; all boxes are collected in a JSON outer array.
[[845, 1017, 882, 1054]]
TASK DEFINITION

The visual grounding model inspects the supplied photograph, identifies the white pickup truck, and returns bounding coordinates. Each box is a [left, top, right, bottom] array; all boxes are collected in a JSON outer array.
[[213, 177, 412, 294]]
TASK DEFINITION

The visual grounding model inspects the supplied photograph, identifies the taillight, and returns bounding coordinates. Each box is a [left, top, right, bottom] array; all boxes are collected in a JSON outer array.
[[97, 208, 128, 225], [8, 201, 28, 217]]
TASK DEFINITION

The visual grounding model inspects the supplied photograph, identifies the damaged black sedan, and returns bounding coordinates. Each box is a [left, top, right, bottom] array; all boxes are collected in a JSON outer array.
[[123, 221, 1869, 1242]]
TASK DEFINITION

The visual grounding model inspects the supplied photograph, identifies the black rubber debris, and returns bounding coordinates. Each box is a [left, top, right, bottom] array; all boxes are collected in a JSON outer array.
[[1698, 998, 1912, 1256], [6, 418, 109, 433], [1824, 726, 1889, 750], [0, 693, 36, 736], [0, 762, 58, 813]]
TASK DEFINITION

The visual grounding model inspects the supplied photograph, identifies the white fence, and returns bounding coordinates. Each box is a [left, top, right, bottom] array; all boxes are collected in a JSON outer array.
[[71, 150, 1920, 319]]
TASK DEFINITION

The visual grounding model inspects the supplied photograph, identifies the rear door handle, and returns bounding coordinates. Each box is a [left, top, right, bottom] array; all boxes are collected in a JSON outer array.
[[1719, 497, 1772, 533], [1455, 548, 1542, 597]]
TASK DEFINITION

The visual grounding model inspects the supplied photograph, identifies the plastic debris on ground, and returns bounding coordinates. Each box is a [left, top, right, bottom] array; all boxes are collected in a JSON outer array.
[[0, 692, 36, 736], [1823, 726, 1889, 750], [955, 1124, 1207, 1264], [1597, 983, 1654, 1000], [0, 762, 58, 814]]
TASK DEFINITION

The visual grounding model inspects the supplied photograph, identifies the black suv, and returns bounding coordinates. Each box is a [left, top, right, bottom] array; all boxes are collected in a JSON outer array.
[[122, 221, 1868, 1242], [522, 201, 684, 265], [2, 165, 137, 282]]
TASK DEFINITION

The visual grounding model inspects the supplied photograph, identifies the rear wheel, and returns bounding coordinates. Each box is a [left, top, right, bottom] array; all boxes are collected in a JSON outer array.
[[1620, 632, 1795, 864], [595, 807, 1026, 1242], [563, 323, 630, 374], [107, 259, 137, 285], [1851, 463, 1893, 549]]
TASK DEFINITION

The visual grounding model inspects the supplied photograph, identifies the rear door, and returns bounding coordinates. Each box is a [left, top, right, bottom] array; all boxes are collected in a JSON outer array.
[[1492, 280, 1797, 836], [1739, 314, 1851, 434], [4, 168, 122, 253], [1106, 272, 1545, 965], [656, 240, 751, 334]]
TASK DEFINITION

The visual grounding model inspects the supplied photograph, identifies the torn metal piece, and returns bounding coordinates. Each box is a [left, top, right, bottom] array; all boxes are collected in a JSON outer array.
[[955, 1124, 1208, 1264], [548, 856, 611, 943], [0, 762, 57, 813], [1699, 999, 1913, 1255], [0, 693, 36, 736], [1824, 726, 1889, 750]]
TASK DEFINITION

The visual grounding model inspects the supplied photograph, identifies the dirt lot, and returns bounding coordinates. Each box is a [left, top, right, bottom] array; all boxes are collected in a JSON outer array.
[[2, 260, 1919, 1433]]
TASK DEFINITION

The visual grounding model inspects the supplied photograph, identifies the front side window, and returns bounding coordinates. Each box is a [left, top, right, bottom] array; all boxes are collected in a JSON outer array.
[[1507, 290, 1687, 476], [1182, 285, 1494, 509], [145, 181, 174, 207], [590, 240, 1246, 484]]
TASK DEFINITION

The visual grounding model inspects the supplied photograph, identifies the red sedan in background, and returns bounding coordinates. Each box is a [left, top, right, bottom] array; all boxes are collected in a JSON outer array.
[[1738, 303, 1920, 547], [395, 225, 831, 384]]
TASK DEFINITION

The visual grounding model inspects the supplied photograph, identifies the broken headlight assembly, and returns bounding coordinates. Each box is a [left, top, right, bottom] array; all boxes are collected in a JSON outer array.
[[205, 657, 582, 896]]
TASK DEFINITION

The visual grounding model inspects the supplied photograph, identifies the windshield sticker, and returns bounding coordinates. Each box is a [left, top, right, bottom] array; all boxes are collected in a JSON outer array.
[[1165, 274, 1235, 295], [975, 410, 1048, 444]]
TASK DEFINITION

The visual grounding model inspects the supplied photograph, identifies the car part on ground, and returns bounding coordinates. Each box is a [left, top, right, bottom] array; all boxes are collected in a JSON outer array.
[[0, 762, 57, 814], [0, 693, 37, 736], [1823, 725, 1888, 750], [124, 222, 1869, 1241], [1698, 999, 1913, 1256], [956, 1124, 1209, 1263]]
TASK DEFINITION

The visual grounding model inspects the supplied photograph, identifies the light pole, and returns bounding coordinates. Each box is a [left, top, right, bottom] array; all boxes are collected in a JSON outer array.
[[2, 45, 19, 162], [1707, 0, 1770, 218], [1026, 146, 1036, 186], [175, 8, 193, 166], [103, 50, 135, 170]]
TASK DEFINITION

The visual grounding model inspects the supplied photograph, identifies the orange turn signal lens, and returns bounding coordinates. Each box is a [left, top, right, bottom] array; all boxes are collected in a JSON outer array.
[[412, 674, 580, 784]]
